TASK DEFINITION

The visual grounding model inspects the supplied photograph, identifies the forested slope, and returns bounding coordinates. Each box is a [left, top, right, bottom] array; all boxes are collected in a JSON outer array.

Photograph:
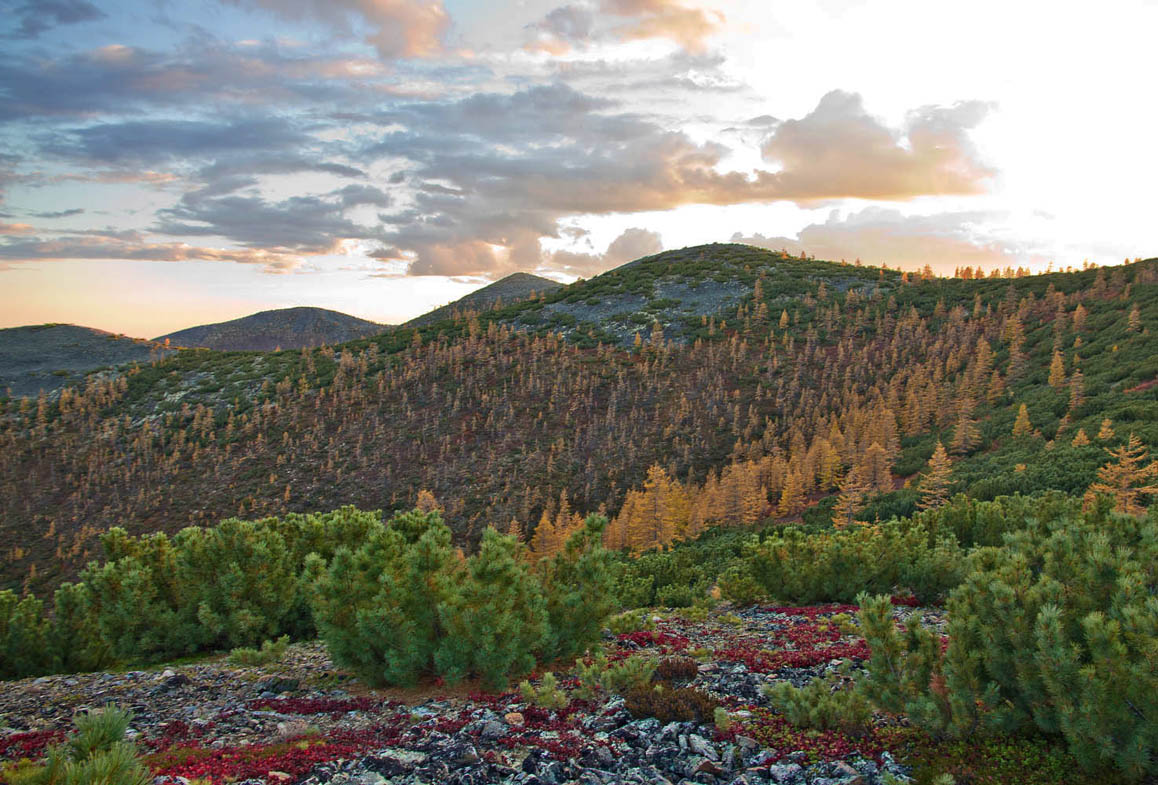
[[2, 244, 1156, 594]]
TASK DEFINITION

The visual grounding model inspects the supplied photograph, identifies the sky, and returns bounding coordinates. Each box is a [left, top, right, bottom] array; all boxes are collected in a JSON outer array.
[[0, 0, 1155, 337]]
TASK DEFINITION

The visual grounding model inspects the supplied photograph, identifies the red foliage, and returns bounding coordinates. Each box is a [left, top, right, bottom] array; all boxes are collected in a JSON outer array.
[[149, 727, 403, 784], [719, 707, 886, 765], [0, 730, 65, 761], [616, 630, 690, 651]]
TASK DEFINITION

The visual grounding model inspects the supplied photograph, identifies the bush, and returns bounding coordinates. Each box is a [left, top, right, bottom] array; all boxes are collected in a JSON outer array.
[[1, 706, 150, 785], [538, 515, 617, 661], [624, 685, 719, 724], [748, 520, 964, 605], [228, 635, 290, 666], [858, 593, 956, 737], [1, 584, 112, 681], [858, 497, 1158, 781], [606, 609, 655, 635], [436, 528, 548, 690], [519, 672, 568, 710], [308, 509, 457, 687], [575, 651, 657, 699], [717, 563, 765, 606], [0, 590, 50, 680], [654, 656, 699, 684], [762, 661, 872, 736], [945, 502, 1158, 779]]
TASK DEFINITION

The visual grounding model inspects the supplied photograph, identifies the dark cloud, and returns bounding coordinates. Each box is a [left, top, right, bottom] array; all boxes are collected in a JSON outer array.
[[732, 207, 1035, 273], [29, 207, 84, 218], [153, 184, 391, 251], [3, 0, 105, 39], [42, 116, 311, 165]]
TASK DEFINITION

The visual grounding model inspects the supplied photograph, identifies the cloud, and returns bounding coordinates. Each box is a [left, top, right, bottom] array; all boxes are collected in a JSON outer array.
[[43, 116, 312, 164], [29, 208, 84, 219], [0, 222, 35, 235], [732, 207, 1039, 273], [545, 226, 663, 276], [154, 183, 393, 251], [0, 233, 304, 272], [363, 85, 993, 276], [760, 90, 994, 201], [222, 0, 450, 59], [527, 0, 723, 54], [3, 0, 105, 39]]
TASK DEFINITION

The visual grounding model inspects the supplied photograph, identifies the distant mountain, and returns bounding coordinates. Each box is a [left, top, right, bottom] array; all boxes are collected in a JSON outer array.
[[156, 307, 387, 352], [0, 324, 171, 399], [405, 272, 561, 327]]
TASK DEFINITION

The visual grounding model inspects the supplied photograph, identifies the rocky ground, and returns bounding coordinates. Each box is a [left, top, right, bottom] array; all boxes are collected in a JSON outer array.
[[0, 603, 943, 785]]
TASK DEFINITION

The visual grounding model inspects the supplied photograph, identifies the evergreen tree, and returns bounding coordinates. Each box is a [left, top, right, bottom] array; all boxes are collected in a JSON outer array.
[[538, 514, 616, 661]]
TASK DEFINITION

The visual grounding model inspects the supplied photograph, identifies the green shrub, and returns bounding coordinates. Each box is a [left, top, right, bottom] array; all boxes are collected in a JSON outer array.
[[308, 509, 457, 687], [228, 635, 290, 666], [749, 521, 964, 605], [538, 514, 617, 661], [2, 706, 150, 785], [575, 651, 657, 698], [0, 590, 50, 680], [436, 528, 548, 690], [624, 685, 719, 724], [858, 498, 1158, 781], [601, 653, 658, 695], [717, 563, 765, 606], [763, 661, 873, 736], [945, 502, 1158, 779], [607, 608, 655, 634], [858, 593, 956, 737], [519, 672, 568, 710]]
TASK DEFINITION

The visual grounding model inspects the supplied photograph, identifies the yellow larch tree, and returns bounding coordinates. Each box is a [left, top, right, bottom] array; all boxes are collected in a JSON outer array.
[[1088, 434, 1158, 515], [917, 441, 953, 511]]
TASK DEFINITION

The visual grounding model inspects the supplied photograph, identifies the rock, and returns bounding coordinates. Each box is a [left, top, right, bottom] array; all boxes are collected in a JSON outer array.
[[504, 712, 525, 726], [830, 760, 865, 783], [766, 762, 804, 784], [687, 733, 717, 760], [267, 773, 291, 782]]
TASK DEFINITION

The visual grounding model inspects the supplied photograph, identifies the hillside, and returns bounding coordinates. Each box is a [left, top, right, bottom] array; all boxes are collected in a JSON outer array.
[[156, 307, 387, 352], [1, 244, 1157, 595], [404, 272, 562, 327], [0, 324, 171, 399]]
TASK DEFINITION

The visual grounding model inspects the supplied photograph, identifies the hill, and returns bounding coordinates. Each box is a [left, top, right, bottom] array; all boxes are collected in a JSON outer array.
[[404, 272, 561, 327], [156, 307, 387, 352], [0, 324, 171, 399], [2, 243, 1157, 595]]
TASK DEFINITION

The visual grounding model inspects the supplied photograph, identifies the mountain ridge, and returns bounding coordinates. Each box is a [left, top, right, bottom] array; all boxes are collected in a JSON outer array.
[[155, 306, 388, 352]]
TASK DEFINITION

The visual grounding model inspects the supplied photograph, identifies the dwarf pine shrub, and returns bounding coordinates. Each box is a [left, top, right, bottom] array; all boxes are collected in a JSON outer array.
[[1, 706, 150, 785], [764, 660, 873, 736], [538, 514, 618, 661], [228, 635, 290, 666], [436, 528, 548, 690], [308, 508, 456, 687]]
